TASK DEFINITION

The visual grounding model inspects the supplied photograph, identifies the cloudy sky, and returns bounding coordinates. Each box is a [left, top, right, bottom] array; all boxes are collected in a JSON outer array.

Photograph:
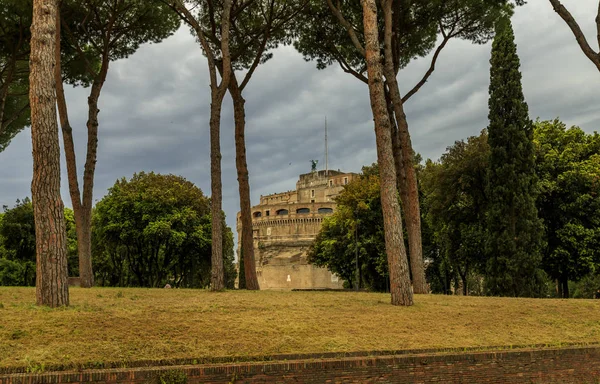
[[1, 0, 599, 247]]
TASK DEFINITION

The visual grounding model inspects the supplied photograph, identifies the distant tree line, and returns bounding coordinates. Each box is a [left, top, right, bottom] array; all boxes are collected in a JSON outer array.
[[0, 173, 236, 289]]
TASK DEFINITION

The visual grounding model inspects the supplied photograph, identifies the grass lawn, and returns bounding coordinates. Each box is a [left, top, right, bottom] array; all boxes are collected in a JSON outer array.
[[1, 287, 600, 372]]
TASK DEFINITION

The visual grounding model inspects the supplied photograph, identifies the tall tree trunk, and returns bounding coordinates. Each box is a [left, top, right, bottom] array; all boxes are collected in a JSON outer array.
[[169, 0, 232, 291], [210, 92, 226, 291], [55, 8, 101, 288], [229, 75, 259, 290], [29, 0, 69, 307], [76, 77, 106, 288], [361, 0, 413, 306], [54, 7, 94, 288], [382, 0, 427, 294]]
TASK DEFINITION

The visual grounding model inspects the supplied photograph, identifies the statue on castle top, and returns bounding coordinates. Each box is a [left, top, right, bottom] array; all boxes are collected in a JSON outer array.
[[310, 159, 318, 172]]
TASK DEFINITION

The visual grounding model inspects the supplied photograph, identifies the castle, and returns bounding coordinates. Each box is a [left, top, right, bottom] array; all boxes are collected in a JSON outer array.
[[236, 169, 357, 289]]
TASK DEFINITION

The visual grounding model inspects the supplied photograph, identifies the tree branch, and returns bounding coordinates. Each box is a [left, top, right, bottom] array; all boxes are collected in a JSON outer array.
[[326, 0, 365, 57], [549, 0, 600, 71], [402, 32, 451, 103]]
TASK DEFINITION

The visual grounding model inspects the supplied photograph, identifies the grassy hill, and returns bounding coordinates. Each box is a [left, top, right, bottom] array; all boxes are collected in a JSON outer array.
[[1, 287, 600, 372]]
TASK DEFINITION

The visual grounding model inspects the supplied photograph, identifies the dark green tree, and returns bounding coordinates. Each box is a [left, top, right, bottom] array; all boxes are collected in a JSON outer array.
[[0, 199, 35, 286], [485, 18, 546, 297], [92, 172, 236, 289], [421, 131, 489, 295], [0, 0, 31, 152], [0, 199, 78, 286], [534, 119, 600, 298]]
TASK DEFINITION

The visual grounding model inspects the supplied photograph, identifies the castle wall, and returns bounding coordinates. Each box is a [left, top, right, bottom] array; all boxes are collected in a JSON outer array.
[[237, 171, 357, 290]]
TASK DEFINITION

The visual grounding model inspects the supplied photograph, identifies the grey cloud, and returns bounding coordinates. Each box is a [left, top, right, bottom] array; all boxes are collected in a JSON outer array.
[[2, 0, 600, 248]]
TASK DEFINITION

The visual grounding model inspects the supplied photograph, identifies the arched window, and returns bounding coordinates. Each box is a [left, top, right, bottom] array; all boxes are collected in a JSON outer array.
[[318, 207, 333, 214], [276, 209, 289, 215], [253, 211, 262, 218], [296, 208, 310, 214]]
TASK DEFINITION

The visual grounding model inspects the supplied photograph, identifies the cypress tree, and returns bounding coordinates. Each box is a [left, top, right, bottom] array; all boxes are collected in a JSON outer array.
[[485, 18, 545, 297]]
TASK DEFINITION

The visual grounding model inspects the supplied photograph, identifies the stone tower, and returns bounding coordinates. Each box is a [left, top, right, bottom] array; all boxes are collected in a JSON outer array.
[[236, 169, 357, 289]]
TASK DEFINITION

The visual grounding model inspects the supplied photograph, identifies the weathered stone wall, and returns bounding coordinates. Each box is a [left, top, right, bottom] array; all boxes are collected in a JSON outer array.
[[237, 170, 358, 290]]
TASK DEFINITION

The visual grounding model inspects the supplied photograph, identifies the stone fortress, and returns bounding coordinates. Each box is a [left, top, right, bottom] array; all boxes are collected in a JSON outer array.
[[236, 168, 357, 289]]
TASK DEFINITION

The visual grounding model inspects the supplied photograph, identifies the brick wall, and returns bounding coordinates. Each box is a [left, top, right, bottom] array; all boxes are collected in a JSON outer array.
[[2, 346, 599, 384]]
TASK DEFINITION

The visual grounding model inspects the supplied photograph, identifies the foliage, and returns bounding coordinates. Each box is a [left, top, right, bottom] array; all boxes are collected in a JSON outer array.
[[421, 131, 489, 295], [192, 0, 301, 72], [0, 0, 31, 152], [534, 119, 600, 297], [59, 0, 180, 86], [0, 199, 79, 286], [0, 199, 35, 286], [308, 164, 389, 291], [294, 0, 516, 86], [484, 18, 546, 297], [92, 172, 236, 289]]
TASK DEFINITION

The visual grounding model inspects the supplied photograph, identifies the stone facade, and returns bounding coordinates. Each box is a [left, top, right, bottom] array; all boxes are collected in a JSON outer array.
[[236, 170, 357, 290]]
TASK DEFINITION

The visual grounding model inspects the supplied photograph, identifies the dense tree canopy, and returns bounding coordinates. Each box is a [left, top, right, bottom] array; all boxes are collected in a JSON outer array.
[[0, 199, 78, 286], [535, 119, 600, 298], [421, 132, 489, 295], [0, 0, 31, 152], [92, 172, 236, 289]]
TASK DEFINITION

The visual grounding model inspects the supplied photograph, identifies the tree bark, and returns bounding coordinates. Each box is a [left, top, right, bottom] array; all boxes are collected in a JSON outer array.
[[229, 74, 259, 290], [210, 92, 226, 291], [382, 0, 427, 294], [361, 0, 413, 306], [29, 0, 69, 307]]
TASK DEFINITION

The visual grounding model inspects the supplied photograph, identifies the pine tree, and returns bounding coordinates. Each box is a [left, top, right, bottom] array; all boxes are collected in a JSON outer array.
[[485, 18, 545, 297]]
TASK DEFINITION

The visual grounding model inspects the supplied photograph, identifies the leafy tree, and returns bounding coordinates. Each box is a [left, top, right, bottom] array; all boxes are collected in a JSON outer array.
[[0, 199, 80, 286], [166, 0, 233, 291], [92, 172, 236, 289], [548, 0, 600, 72], [295, 0, 517, 294], [421, 131, 489, 295], [534, 119, 600, 298], [485, 18, 546, 297], [54, 0, 180, 288], [0, 0, 31, 152], [308, 164, 390, 291], [0, 199, 36, 286]]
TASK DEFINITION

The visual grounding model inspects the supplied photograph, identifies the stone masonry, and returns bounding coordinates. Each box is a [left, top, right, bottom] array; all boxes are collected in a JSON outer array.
[[236, 169, 357, 289]]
